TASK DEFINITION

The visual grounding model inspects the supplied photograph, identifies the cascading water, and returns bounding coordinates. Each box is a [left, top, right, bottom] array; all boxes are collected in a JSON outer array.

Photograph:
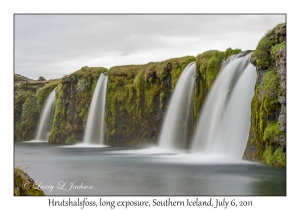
[[191, 53, 256, 158], [35, 88, 56, 141], [83, 73, 108, 145], [159, 62, 196, 149]]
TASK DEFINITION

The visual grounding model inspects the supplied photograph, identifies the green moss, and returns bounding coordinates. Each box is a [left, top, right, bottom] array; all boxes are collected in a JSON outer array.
[[106, 56, 195, 146], [224, 48, 242, 60], [245, 23, 286, 165], [253, 23, 286, 69], [36, 81, 59, 109], [263, 145, 274, 165], [270, 41, 286, 56], [14, 168, 45, 196], [263, 122, 282, 143], [262, 145, 286, 167], [49, 67, 107, 143], [273, 147, 286, 167], [193, 50, 227, 120], [14, 90, 39, 140], [65, 135, 75, 144]]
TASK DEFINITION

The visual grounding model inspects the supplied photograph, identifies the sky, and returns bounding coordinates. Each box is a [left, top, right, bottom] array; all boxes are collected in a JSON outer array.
[[14, 14, 286, 80]]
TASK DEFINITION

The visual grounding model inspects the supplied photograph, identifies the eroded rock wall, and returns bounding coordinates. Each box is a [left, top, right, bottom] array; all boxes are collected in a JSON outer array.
[[243, 23, 286, 167]]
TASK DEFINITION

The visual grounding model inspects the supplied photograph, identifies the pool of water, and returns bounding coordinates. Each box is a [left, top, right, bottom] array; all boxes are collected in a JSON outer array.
[[14, 142, 286, 196]]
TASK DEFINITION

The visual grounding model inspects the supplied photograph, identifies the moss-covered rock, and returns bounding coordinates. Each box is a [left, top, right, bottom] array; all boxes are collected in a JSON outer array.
[[252, 23, 286, 70], [106, 56, 195, 146], [49, 66, 108, 144], [14, 74, 59, 141], [243, 23, 286, 167], [14, 48, 242, 148], [14, 168, 45, 196], [106, 49, 241, 147]]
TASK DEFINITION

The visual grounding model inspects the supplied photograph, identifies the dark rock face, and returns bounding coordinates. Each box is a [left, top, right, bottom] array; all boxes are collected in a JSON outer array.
[[49, 67, 107, 144]]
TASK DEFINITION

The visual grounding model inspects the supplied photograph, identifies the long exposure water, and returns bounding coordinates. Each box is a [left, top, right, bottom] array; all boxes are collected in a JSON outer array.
[[35, 89, 56, 141], [191, 53, 256, 158], [15, 142, 286, 196], [83, 73, 108, 145], [159, 62, 196, 149]]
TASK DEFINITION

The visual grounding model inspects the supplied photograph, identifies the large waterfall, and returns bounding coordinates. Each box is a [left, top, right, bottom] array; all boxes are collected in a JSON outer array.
[[191, 53, 256, 158], [159, 62, 196, 149], [35, 89, 56, 141], [83, 73, 108, 145]]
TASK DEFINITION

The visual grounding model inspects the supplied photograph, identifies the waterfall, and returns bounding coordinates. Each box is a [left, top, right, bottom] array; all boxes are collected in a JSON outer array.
[[83, 73, 108, 145], [158, 62, 196, 149], [191, 53, 256, 158], [36, 89, 56, 141]]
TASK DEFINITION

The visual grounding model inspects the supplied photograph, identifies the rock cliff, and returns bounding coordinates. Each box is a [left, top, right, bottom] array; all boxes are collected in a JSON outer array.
[[14, 74, 59, 140], [14, 168, 45, 196], [14, 48, 239, 146], [243, 23, 286, 167], [49, 66, 108, 144]]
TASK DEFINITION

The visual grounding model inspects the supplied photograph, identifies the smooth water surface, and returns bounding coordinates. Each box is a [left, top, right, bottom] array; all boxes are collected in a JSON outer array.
[[15, 142, 286, 196]]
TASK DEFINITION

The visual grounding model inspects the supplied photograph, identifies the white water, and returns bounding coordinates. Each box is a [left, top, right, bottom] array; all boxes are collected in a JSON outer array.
[[191, 53, 256, 158], [159, 62, 196, 149], [83, 73, 108, 145], [35, 89, 56, 141]]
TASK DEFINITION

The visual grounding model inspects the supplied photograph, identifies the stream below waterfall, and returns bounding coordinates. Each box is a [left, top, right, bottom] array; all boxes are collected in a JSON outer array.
[[15, 142, 286, 196]]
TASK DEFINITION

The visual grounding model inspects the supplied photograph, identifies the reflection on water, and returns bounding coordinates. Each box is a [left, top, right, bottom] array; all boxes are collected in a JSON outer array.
[[14, 142, 286, 196]]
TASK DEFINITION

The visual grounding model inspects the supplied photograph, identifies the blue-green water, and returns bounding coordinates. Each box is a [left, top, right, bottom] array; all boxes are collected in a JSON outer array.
[[14, 142, 286, 196]]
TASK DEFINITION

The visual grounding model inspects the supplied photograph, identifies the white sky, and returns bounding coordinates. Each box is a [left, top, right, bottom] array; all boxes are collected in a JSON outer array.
[[15, 14, 285, 80]]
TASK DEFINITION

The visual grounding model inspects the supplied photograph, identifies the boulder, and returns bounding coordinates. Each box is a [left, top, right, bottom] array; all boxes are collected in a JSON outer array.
[[14, 168, 44, 196]]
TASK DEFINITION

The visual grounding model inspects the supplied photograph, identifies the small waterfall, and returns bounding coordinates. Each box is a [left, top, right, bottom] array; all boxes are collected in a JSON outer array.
[[191, 53, 256, 158], [159, 62, 196, 149], [83, 73, 108, 145], [36, 89, 56, 141]]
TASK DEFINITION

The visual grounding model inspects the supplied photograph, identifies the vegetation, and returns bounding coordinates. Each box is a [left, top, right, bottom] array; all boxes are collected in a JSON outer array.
[[245, 22, 286, 167], [193, 48, 241, 121], [262, 145, 286, 167], [263, 122, 282, 143], [14, 23, 286, 169], [224, 48, 242, 60], [36, 80, 59, 109], [15, 48, 242, 148], [49, 66, 107, 144], [14, 90, 39, 140], [106, 56, 196, 146], [252, 23, 286, 70], [14, 168, 45, 196]]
